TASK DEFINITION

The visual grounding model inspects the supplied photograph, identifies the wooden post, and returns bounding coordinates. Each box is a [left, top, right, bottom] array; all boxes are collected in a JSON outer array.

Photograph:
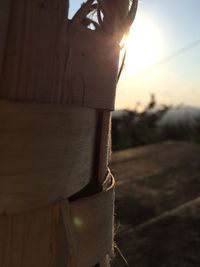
[[0, 0, 138, 266]]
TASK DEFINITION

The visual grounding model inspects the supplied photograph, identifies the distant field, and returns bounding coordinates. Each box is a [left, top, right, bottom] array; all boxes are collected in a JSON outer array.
[[111, 141, 200, 267]]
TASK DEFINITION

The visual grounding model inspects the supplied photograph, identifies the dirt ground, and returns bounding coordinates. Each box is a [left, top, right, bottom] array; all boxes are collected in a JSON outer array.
[[110, 141, 200, 267]]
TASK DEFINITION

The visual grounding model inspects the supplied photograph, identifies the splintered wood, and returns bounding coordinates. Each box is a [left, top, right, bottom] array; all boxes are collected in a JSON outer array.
[[0, 0, 119, 110]]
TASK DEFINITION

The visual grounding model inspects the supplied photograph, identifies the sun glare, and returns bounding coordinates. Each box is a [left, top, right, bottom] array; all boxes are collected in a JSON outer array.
[[122, 16, 164, 74]]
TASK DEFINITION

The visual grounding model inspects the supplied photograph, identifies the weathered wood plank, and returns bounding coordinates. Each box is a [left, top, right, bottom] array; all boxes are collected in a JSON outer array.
[[0, 174, 114, 267], [69, 173, 114, 267], [0, 0, 12, 78], [0, 1, 119, 110], [0, 0, 68, 102], [0, 203, 64, 266], [64, 25, 119, 110], [0, 101, 96, 214]]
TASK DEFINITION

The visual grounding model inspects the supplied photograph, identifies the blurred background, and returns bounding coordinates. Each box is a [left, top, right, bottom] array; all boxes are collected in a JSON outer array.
[[116, 0, 200, 109], [111, 1, 200, 266], [112, 0, 200, 151]]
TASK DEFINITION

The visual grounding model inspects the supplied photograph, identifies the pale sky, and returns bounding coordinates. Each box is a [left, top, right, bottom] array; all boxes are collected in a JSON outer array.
[[69, 0, 200, 109]]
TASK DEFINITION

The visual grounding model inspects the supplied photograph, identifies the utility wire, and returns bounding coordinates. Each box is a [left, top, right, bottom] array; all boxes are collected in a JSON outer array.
[[154, 39, 200, 66], [136, 38, 200, 73]]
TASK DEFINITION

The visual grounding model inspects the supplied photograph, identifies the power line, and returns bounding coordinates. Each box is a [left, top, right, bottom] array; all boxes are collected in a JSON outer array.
[[141, 38, 200, 72], [156, 39, 200, 65]]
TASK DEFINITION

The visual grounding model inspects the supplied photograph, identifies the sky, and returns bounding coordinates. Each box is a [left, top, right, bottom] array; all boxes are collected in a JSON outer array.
[[69, 0, 200, 110]]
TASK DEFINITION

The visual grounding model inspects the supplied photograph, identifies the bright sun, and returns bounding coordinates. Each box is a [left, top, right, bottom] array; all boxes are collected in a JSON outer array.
[[122, 16, 164, 74]]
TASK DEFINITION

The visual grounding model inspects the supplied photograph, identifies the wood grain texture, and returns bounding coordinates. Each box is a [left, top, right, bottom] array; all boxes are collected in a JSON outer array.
[[61, 201, 78, 267], [0, 0, 12, 78], [69, 173, 115, 267], [0, 175, 114, 267], [0, 203, 70, 267], [0, 2, 115, 266], [63, 25, 119, 110], [0, 0, 119, 111], [0, 0, 68, 103], [0, 101, 96, 214]]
